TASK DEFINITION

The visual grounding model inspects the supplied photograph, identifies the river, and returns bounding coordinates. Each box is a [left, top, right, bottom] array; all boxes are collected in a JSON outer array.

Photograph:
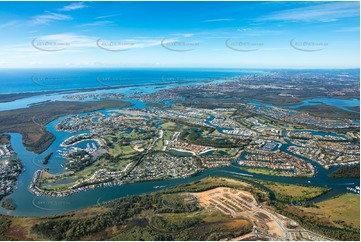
[[0, 98, 359, 217]]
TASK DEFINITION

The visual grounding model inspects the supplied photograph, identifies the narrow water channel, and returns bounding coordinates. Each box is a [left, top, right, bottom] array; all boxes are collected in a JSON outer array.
[[0, 99, 359, 217]]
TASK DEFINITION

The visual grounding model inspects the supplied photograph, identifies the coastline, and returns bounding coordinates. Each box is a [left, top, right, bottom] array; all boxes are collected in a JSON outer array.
[[0, 69, 359, 219], [0, 100, 134, 154], [0, 78, 214, 104]]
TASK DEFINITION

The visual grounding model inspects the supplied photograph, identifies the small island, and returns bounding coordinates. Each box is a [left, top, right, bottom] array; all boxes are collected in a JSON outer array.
[[42, 152, 53, 165], [328, 165, 360, 179], [1, 198, 15, 210]]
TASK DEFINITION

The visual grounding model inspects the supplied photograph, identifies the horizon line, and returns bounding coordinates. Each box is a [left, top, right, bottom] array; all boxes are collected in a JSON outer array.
[[0, 67, 359, 70]]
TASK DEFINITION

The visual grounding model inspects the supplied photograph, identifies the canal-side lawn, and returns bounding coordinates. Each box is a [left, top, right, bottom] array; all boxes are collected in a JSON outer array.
[[240, 167, 288, 177]]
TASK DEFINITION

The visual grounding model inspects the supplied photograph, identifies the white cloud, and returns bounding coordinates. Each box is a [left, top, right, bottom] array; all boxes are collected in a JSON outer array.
[[236, 28, 284, 36], [0, 21, 18, 29], [0, 33, 97, 62], [203, 18, 234, 23], [170, 33, 195, 38], [0, 43, 50, 56], [183, 33, 194, 38], [260, 2, 359, 22], [334, 27, 360, 33], [59, 2, 88, 11], [95, 14, 121, 19], [77, 21, 113, 27], [30, 12, 72, 25]]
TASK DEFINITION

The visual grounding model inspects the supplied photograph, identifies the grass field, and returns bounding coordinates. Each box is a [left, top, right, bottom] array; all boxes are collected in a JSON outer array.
[[256, 180, 331, 202], [111, 145, 137, 156], [296, 193, 360, 230], [218, 147, 239, 156], [161, 121, 177, 130], [39, 155, 132, 191], [241, 167, 286, 176]]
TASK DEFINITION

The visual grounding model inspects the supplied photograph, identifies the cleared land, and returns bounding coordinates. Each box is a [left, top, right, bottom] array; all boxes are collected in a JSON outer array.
[[1, 181, 254, 241], [192, 187, 331, 241], [193, 187, 285, 239], [0, 177, 354, 241]]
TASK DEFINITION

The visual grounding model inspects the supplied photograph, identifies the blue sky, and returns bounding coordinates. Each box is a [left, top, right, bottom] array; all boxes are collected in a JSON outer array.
[[0, 1, 359, 68]]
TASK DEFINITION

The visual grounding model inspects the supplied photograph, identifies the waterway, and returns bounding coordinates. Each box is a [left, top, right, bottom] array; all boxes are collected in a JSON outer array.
[[282, 98, 360, 113], [0, 98, 359, 217], [0, 68, 254, 111]]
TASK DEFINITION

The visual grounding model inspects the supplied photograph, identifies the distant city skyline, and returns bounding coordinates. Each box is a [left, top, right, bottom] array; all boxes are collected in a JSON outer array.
[[0, 1, 359, 68]]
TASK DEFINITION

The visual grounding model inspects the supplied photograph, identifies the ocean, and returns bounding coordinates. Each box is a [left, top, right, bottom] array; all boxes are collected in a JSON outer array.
[[0, 68, 262, 94], [0, 68, 359, 217]]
